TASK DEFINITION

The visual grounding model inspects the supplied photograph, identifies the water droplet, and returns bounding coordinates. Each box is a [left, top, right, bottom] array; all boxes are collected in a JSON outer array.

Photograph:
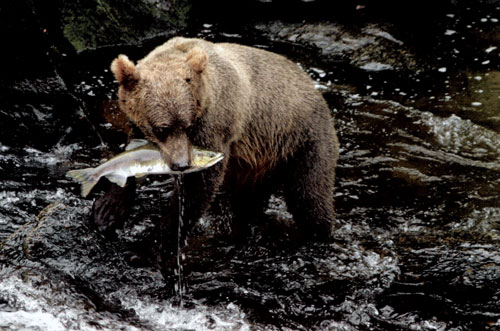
[[438, 67, 447, 73], [485, 46, 497, 53]]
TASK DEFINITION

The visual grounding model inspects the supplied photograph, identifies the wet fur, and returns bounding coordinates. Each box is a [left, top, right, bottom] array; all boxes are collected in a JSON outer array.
[[107, 37, 339, 272]]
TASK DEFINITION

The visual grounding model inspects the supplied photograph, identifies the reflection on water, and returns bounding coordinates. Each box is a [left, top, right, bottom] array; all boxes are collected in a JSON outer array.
[[1, 3, 500, 330]]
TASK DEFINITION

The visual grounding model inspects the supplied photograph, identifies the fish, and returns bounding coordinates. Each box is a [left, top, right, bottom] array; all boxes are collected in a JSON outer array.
[[66, 139, 224, 197]]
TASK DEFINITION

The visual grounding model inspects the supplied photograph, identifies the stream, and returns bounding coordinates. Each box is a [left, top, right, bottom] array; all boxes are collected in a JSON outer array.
[[1, 2, 499, 330]]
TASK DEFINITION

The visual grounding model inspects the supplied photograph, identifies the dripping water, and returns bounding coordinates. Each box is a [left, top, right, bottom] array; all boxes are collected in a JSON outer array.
[[174, 174, 185, 305]]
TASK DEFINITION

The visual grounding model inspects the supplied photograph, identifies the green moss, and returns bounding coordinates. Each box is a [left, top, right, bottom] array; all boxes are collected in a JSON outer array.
[[60, 0, 190, 52]]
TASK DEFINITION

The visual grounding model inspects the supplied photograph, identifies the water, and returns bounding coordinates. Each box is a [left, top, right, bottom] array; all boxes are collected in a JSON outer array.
[[1, 3, 500, 330], [175, 174, 186, 304]]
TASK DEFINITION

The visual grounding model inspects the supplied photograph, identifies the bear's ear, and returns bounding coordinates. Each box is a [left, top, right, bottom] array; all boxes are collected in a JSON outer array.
[[111, 55, 139, 90], [186, 48, 207, 74]]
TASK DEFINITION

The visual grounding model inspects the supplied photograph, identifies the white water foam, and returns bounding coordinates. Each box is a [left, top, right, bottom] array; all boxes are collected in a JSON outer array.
[[0, 273, 105, 331], [0, 271, 252, 331], [118, 295, 251, 331], [421, 113, 500, 159]]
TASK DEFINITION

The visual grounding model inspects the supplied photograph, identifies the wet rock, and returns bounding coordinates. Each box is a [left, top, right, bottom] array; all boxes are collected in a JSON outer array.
[[0, 200, 251, 330], [1, 202, 98, 265], [0, 200, 165, 300], [0, 1, 99, 150], [0, 1, 73, 82], [3, 0, 189, 55], [59, 0, 190, 52], [0, 0, 191, 150], [256, 21, 422, 73], [382, 244, 500, 329], [0, 76, 95, 150]]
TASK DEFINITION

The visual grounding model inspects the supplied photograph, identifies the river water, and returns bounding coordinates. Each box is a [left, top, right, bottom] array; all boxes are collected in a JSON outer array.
[[1, 3, 500, 330]]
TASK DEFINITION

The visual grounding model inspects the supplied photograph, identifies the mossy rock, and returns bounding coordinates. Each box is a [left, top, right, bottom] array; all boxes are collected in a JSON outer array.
[[61, 0, 190, 52]]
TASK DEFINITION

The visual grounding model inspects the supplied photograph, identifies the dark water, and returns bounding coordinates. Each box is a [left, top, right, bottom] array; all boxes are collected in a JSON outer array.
[[1, 4, 500, 330]]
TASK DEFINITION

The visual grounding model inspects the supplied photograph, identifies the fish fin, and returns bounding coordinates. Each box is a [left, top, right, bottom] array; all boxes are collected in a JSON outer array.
[[66, 168, 98, 198], [205, 153, 224, 168], [125, 139, 150, 151], [105, 174, 128, 187]]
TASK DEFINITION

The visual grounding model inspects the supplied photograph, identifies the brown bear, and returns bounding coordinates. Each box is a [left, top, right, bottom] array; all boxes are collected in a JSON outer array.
[[93, 37, 339, 274]]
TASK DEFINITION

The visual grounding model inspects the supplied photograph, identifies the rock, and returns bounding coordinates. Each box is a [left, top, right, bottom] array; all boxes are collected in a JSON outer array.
[[1, 201, 164, 290], [0, 1, 93, 149], [256, 21, 422, 73], [0, 201, 161, 330], [59, 0, 190, 52], [0, 0, 191, 150]]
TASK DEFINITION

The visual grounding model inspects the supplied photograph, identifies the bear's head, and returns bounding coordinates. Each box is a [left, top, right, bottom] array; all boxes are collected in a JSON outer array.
[[110, 48, 208, 171]]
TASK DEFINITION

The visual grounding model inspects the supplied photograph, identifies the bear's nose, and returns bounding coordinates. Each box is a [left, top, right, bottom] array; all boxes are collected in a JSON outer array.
[[171, 161, 190, 172]]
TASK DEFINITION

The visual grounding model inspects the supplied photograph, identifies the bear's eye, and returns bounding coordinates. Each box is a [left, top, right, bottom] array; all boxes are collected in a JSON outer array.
[[185, 78, 192, 83], [152, 126, 173, 142]]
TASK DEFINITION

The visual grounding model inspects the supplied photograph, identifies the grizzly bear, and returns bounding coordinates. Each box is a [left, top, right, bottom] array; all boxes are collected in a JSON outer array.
[[93, 37, 339, 274]]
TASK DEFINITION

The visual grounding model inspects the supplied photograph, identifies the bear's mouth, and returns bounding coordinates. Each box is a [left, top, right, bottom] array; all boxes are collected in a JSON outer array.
[[156, 139, 192, 172]]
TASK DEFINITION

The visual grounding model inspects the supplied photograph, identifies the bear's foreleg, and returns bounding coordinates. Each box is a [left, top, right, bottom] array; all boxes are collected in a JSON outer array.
[[91, 178, 137, 236], [156, 161, 226, 276]]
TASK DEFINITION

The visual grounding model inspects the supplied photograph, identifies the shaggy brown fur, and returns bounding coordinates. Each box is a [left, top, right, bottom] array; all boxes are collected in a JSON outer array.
[[99, 37, 339, 273]]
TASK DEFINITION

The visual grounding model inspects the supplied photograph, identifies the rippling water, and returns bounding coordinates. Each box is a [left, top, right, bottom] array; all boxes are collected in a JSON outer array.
[[1, 3, 500, 330]]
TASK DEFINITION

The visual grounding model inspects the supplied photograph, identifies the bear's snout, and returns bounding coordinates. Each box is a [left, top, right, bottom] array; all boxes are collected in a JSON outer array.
[[157, 133, 192, 172]]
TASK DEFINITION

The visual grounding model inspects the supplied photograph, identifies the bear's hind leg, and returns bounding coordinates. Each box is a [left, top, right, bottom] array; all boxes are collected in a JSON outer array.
[[283, 139, 338, 241]]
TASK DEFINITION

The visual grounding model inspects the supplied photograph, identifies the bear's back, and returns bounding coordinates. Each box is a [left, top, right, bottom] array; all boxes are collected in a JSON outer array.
[[210, 42, 333, 174], [139, 37, 317, 102], [218, 42, 318, 100]]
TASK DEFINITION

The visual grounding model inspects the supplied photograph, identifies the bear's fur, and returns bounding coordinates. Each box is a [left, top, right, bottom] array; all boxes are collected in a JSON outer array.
[[99, 37, 339, 273]]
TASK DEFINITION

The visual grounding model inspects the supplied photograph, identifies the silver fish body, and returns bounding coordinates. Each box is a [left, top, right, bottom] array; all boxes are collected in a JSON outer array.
[[67, 140, 224, 197]]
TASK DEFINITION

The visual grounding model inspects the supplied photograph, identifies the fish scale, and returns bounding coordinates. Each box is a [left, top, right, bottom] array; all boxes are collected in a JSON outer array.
[[67, 139, 224, 197]]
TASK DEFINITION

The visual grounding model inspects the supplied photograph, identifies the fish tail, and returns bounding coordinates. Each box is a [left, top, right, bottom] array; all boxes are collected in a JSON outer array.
[[66, 168, 98, 198]]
